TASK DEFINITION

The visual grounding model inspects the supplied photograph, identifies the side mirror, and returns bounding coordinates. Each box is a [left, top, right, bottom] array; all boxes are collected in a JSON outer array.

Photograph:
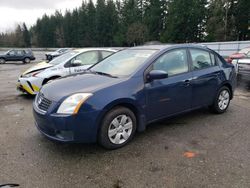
[[72, 60, 82, 67], [147, 70, 168, 81]]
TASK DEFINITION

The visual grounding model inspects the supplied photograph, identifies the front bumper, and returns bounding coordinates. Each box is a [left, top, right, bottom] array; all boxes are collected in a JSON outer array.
[[17, 77, 43, 95], [33, 103, 102, 143]]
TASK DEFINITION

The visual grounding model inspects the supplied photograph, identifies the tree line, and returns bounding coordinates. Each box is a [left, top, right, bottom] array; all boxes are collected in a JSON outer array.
[[0, 0, 249, 48]]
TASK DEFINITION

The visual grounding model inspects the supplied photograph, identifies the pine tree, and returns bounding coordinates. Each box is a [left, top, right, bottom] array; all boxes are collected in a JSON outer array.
[[22, 23, 31, 47], [162, 0, 208, 43], [144, 0, 166, 41]]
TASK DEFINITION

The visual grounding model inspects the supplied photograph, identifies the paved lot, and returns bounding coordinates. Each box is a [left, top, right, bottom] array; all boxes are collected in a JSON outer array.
[[0, 62, 250, 188]]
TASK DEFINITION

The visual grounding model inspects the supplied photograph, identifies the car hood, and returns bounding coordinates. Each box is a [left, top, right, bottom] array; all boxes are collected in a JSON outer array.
[[41, 73, 124, 101], [22, 61, 53, 75]]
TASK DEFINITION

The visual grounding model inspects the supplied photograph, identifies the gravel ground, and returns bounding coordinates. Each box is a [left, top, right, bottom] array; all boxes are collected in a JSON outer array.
[[0, 62, 250, 188]]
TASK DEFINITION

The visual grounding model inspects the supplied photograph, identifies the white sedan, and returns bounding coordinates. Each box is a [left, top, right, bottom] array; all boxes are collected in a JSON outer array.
[[17, 48, 117, 95]]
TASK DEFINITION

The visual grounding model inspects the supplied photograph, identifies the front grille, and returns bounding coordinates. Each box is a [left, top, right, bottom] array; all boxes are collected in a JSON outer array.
[[36, 93, 52, 112]]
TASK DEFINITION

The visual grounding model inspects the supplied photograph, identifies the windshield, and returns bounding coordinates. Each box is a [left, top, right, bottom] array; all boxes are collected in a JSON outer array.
[[49, 51, 77, 65], [4, 50, 11, 55], [90, 49, 157, 77]]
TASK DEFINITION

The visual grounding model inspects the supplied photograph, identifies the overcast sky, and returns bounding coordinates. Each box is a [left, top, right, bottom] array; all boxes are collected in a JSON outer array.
[[0, 0, 85, 32]]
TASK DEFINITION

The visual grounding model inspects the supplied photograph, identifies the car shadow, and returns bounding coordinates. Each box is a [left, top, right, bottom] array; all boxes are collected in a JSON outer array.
[[17, 93, 35, 100], [35, 107, 212, 157], [237, 76, 250, 92]]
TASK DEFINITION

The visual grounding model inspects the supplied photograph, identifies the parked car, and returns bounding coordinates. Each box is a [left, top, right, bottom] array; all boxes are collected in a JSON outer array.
[[45, 48, 72, 61], [232, 58, 250, 80], [17, 48, 117, 95], [33, 44, 236, 149], [226, 47, 250, 63], [0, 49, 35, 64]]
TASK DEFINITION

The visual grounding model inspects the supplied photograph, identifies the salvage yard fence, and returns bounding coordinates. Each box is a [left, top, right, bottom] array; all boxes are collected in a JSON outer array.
[[201, 40, 250, 57], [1, 40, 250, 57]]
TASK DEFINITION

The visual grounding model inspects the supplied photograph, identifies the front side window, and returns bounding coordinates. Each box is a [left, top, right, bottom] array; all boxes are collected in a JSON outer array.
[[152, 49, 189, 76], [102, 51, 114, 59], [74, 51, 99, 66], [190, 49, 215, 70], [8, 50, 16, 56]]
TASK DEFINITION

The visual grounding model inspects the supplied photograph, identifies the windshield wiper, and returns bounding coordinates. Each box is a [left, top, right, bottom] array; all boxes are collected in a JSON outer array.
[[87, 70, 118, 78]]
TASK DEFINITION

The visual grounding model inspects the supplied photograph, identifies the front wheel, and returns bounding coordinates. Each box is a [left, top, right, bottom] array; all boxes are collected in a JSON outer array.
[[210, 86, 231, 114], [98, 107, 137, 149], [0, 58, 5, 64]]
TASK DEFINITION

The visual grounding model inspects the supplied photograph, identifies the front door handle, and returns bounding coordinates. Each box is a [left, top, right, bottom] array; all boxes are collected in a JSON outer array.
[[183, 79, 191, 86]]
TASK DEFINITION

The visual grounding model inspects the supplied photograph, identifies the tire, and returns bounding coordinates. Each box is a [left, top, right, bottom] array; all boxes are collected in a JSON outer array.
[[98, 107, 137, 149], [47, 55, 53, 61], [23, 57, 31, 64], [0, 58, 5, 64], [210, 86, 231, 114]]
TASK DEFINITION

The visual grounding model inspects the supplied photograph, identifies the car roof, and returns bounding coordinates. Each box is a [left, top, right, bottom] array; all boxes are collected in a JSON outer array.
[[73, 48, 118, 53], [129, 44, 210, 51]]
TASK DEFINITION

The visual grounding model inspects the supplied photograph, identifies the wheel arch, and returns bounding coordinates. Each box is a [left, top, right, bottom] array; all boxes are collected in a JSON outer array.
[[221, 82, 233, 99], [42, 75, 61, 85], [96, 99, 145, 135]]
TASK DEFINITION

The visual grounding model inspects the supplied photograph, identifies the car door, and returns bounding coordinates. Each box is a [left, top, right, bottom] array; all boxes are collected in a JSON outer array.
[[70, 51, 100, 74], [16, 50, 25, 60], [145, 48, 192, 121], [189, 48, 221, 107], [6, 50, 16, 61]]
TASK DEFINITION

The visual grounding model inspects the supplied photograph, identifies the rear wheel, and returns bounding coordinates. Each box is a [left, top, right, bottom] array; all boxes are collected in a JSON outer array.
[[23, 57, 31, 64], [98, 107, 137, 149], [0, 58, 5, 64], [210, 86, 231, 114]]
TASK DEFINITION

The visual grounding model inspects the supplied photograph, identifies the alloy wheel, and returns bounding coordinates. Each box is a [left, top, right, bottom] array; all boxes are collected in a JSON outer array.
[[218, 90, 230, 110], [108, 114, 133, 145]]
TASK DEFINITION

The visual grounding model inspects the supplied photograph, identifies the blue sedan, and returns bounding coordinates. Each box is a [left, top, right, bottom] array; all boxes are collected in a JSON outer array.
[[33, 44, 237, 149]]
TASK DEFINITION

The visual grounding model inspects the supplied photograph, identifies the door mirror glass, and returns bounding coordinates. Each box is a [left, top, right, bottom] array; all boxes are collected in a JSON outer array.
[[147, 70, 168, 81]]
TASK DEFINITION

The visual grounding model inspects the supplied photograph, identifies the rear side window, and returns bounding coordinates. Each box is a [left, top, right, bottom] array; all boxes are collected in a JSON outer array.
[[190, 49, 215, 70], [102, 51, 113, 59], [16, 50, 24, 55], [152, 49, 189, 76]]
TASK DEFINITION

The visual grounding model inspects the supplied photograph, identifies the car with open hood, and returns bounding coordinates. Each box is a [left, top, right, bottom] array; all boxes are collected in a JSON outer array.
[[33, 44, 236, 149], [17, 48, 117, 95]]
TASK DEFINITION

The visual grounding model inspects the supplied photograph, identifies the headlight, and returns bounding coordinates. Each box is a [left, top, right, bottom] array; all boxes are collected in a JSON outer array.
[[57, 93, 93, 114]]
